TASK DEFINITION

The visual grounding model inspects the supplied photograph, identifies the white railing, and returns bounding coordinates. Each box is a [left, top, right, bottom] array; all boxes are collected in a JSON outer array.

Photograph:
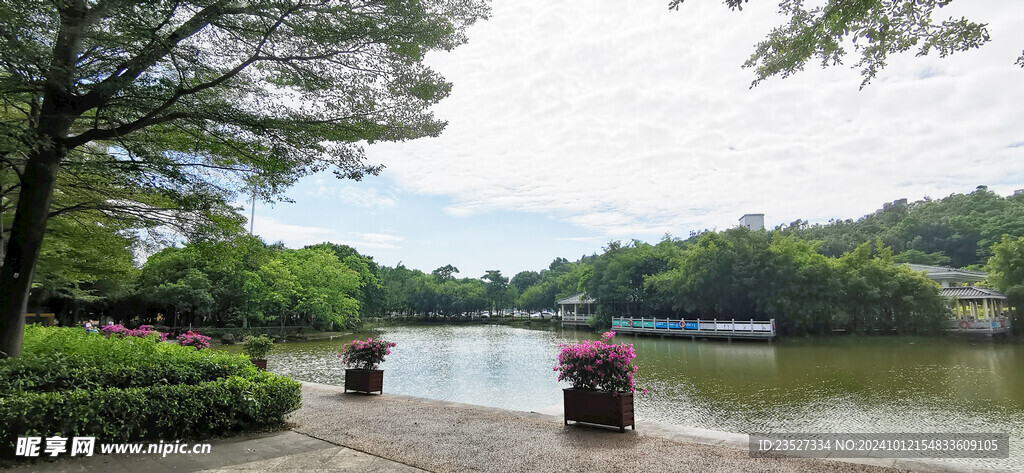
[[947, 317, 1011, 332], [611, 317, 776, 336]]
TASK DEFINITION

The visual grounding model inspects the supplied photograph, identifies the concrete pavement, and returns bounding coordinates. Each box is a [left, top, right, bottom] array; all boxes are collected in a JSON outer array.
[[5, 382, 1007, 473]]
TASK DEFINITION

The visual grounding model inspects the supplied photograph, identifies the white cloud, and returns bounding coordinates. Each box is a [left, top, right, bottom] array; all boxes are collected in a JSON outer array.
[[312, 182, 398, 209], [356, 233, 405, 249], [253, 216, 341, 248], [359, 0, 1024, 239], [253, 216, 404, 250]]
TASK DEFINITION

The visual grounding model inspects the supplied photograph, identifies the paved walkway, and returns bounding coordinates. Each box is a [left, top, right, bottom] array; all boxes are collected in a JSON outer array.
[[3, 430, 424, 472], [5, 382, 1004, 473], [290, 382, 912, 473]]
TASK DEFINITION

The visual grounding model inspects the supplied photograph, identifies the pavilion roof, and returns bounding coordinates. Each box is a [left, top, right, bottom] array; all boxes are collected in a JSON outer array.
[[905, 263, 987, 282], [941, 286, 1006, 300], [556, 293, 596, 305]]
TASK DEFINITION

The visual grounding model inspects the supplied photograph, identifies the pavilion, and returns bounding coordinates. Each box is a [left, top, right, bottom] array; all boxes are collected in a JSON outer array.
[[557, 293, 595, 328], [905, 264, 1012, 335]]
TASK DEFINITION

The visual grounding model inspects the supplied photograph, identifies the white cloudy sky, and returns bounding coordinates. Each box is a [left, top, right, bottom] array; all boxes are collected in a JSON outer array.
[[249, 0, 1024, 279]]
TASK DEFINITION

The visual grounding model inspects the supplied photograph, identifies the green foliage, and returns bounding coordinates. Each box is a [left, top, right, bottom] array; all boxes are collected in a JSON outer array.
[[644, 230, 947, 335], [0, 327, 301, 457], [306, 243, 387, 318], [671, 0, 998, 88], [0, 0, 490, 357], [586, 240, 672, 318], [242, 335, 274, 360], [132, 235, 362, 329], [482, 270, 510, 313], [985, 235, 1024, 323], [1, 373, 300, 455], [777, 187, 1024, 268]]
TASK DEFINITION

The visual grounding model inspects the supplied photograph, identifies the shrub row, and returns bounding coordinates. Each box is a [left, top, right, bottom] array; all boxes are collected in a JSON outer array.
[[0, 352, 256, 395], [0, 326, 255, 395], [1, 372, 301, 455], [1, 326, 302, 459]]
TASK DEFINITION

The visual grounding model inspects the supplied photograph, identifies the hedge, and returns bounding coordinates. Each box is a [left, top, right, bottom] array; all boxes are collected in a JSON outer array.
[[0, 352, 257, 395], [1, 326, 302, 459], [1, 372, 301, 450]]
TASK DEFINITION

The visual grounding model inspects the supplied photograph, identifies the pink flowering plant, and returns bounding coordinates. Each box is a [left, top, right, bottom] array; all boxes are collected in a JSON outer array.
[[555, 331, 639, 394], [97, 324, 168, 341], [177, 331, 212, 350], [338, 338, 396, 370]]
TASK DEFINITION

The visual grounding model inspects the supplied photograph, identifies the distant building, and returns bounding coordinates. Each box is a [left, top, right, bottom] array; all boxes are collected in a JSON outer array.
[[1014, 189, 1024, 196], [881, 198, 908, 211], [738, 213, 765, 230]]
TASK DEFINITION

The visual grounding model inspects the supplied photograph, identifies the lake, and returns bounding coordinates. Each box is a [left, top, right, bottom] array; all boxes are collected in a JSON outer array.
[[217, 324, 1024, 469]]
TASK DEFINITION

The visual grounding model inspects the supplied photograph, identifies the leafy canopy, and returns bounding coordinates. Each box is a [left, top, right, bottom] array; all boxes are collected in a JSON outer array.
[[670, 0, 1010, 88], [0, 0, 490, 213]]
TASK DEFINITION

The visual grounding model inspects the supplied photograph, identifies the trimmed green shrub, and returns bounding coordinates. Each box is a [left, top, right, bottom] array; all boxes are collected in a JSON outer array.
[[242, 335, 274, 360], [0, 373, 302, 447], [0, 326, 256, 395], [0, 326, 302, 459]]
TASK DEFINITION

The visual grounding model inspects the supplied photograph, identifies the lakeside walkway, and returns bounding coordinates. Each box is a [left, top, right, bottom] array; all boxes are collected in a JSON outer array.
[[7, 382, 1000, 473], [290, 382, 939, 473]]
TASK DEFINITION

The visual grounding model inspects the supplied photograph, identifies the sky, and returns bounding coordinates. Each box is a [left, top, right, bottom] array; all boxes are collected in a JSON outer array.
[[245, 0, 1024, 280]]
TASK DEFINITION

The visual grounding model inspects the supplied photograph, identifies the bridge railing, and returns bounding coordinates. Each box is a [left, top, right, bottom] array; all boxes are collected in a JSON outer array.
[[611, 317, 776, 336], [947, 317, 1011, 332]]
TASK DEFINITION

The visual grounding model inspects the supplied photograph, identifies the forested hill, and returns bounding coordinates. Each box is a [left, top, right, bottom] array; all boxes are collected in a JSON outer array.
[[773, 186, 1024, 269]]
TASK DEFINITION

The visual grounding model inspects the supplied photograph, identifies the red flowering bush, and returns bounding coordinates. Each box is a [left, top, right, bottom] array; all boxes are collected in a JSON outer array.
[[338, 338, 396, 370], [555, 331, 639, 394], [178, 331, 212, 350]]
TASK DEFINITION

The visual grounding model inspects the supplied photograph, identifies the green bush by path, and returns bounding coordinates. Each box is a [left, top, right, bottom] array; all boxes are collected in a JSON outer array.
[[0, 325, 256, 394], [0, 326, 301, 459]]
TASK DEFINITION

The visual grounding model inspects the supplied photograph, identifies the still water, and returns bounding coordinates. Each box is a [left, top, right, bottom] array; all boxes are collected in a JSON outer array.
[[219, 325, 1024, 469]]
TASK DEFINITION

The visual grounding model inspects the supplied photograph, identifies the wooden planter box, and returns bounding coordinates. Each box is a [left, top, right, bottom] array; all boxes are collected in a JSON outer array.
[[345, 369, 384, 394], [563, 388, 634, 432], [250, 358, 267, 371]]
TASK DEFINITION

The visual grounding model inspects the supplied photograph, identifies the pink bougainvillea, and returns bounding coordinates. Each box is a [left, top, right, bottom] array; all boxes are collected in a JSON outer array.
[[338, 337, 396, 370], [97, 323, 168, 341], [554, 331, 641, 394], [177, 331, 212, 350]]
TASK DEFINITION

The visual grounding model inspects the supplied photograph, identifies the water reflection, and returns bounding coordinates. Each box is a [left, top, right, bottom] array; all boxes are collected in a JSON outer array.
[[218, 326, 1024, 469]]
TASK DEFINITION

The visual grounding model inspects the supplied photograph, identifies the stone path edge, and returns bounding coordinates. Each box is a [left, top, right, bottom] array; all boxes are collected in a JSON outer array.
[[295, 381, 1008, 473]]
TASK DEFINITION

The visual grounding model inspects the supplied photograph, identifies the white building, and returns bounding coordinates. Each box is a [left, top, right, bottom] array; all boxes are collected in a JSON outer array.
[[738, 213, 765, 230]]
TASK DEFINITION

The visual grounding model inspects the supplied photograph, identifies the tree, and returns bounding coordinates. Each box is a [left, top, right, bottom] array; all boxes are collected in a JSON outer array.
[[307, 243, 386, 318], [586, 240, 671, 320], [0, 0, 489, 357], [432, 264, 460, 281], [509, 270, 541, 295], [481, 270, 509, 315], [276, 248, 361, 328], [671, 0, 1009, 88], [985, 235, 1024, 327]]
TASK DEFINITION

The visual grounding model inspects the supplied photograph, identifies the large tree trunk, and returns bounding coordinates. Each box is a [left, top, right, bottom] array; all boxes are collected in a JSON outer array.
[[0, 146, 65, 358], [0, 0, 86, 358]]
